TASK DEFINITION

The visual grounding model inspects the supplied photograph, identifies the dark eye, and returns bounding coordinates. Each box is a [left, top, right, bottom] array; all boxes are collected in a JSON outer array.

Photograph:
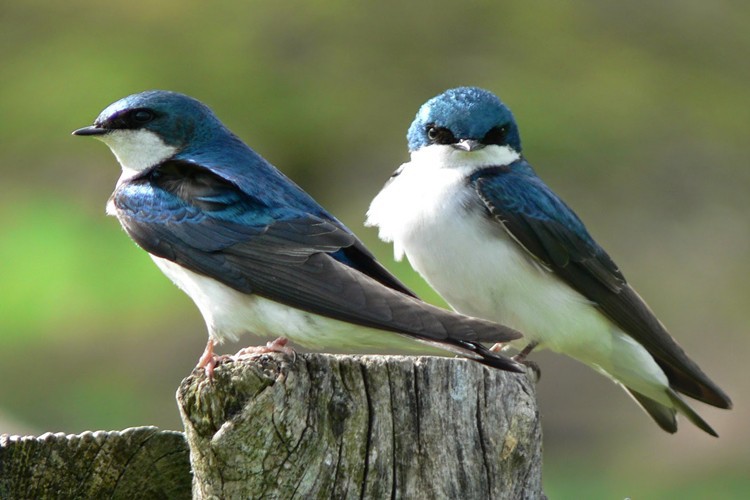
[[426, 125, 457, 145], [130, 109, 155, 125], [483, 125, 509, 146]]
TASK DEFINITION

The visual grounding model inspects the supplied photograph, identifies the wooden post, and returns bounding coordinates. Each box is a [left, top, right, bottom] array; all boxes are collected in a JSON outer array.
[[0, 426, 191, 499], [177, 353, 544, 499]]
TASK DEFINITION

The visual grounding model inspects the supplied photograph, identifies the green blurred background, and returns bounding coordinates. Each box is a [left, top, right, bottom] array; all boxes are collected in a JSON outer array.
[[1, 1, 748, 497]]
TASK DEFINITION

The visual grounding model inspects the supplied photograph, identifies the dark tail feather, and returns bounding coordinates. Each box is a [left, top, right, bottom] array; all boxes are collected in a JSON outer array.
[[416, 338, 525, 373], [626, 388, 677, 433], [626, 388, 718, 437], [667, 388, 719, 437]]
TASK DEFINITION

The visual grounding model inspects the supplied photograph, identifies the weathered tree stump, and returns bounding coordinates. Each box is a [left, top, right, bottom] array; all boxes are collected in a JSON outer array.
[[177, 353, 543, 499], [0, 426, 191, 499]]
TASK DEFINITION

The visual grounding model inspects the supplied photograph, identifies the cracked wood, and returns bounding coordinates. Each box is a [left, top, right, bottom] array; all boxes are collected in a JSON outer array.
[[177, 353, 544, 499]]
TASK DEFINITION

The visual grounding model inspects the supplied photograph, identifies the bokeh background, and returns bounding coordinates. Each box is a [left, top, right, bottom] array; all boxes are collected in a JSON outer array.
[[2, 1, 748, 497]]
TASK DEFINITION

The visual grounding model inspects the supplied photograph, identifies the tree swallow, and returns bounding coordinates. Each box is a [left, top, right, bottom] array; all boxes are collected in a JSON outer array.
[[367, 87, 732, 435], [73, 90, 524, 377]]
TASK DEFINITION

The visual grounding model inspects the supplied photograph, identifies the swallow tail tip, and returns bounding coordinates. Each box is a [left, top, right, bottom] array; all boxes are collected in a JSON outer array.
[[628, 387, 719, 437]]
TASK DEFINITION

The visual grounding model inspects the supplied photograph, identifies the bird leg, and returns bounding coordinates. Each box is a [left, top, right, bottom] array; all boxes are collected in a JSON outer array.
[[196, 338, 224, 379], [513, 341, 539, 362], [512, 341, 541, 380]]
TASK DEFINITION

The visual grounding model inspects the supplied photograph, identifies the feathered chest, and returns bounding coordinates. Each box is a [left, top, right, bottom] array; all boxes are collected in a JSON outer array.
[[367, 145, 522, 258], [367, 160, 480, 261]]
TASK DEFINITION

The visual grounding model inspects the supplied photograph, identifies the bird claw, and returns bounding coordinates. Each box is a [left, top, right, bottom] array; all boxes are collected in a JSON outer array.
[[196, 337, 297, 380], [196, 339, 225, 380], [231, 337, 297, 363]]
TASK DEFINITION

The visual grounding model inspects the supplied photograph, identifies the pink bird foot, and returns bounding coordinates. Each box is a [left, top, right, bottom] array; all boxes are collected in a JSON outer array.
[[196, 338, 226, 379], [231, 337, 296, 362]]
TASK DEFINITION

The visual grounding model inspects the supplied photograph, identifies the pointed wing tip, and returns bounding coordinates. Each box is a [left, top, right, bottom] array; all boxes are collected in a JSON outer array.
[[466, 340, 527, 374], [477, 352, 526, 373], [711, 391, 733, 410], [504, 325, 524, 341], [507, 359, 528, 373]]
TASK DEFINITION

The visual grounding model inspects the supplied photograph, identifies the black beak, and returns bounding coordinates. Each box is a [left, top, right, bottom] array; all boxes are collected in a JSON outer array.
[[72, 126, 108, 136], [452, 139, 486, 152]]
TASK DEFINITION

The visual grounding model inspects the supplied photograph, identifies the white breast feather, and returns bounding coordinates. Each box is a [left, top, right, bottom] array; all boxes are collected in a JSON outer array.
[[367, 144, 670, 403], [367, 145, 520, 260]]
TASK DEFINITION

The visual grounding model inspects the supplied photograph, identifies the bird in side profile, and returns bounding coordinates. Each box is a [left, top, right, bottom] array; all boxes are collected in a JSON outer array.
[[367, 86, 732, 435], [73, 90, 524, 377]]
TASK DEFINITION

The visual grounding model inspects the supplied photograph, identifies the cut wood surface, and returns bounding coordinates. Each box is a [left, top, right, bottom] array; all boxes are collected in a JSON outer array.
[[178, 352, 544, 499], [0, 426, 191, 499]]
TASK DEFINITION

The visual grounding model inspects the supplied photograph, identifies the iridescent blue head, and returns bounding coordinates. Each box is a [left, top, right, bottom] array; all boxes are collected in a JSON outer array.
[[73, 90, 242, 176], [73, 90, 227, 148], [406, 87, 521, 154]]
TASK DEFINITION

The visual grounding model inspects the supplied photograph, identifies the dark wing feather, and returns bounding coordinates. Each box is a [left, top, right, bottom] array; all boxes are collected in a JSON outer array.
[[473, 164, 731, 408], [330, 242, 417, 298], [112, 160, 522, 369]]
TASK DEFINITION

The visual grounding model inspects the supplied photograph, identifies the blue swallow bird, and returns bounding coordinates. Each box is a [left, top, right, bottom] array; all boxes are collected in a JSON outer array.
[[367, 86, 732, 435], [73, 90, 524, 376]]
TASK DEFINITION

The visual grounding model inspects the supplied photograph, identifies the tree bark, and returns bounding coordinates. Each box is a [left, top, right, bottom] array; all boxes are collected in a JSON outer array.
[[177, 353, 544, 499], [0, 426, 191, 499]]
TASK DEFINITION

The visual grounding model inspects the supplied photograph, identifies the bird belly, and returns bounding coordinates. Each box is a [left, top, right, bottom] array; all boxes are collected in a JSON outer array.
[[369, 168, 670, 401], [408, 217, 669, 401], [149, 256, 447, 354]]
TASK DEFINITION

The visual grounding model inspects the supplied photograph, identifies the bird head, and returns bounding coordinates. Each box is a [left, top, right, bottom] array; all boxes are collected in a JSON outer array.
[[406, 87, 522, 158], [73, 90, 227, 176]]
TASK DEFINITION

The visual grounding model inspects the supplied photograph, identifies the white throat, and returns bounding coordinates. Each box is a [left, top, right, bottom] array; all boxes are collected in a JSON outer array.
[[98, 129, 178, 183], [409, 143, 520, 170], [366, 144, 520, 260]]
